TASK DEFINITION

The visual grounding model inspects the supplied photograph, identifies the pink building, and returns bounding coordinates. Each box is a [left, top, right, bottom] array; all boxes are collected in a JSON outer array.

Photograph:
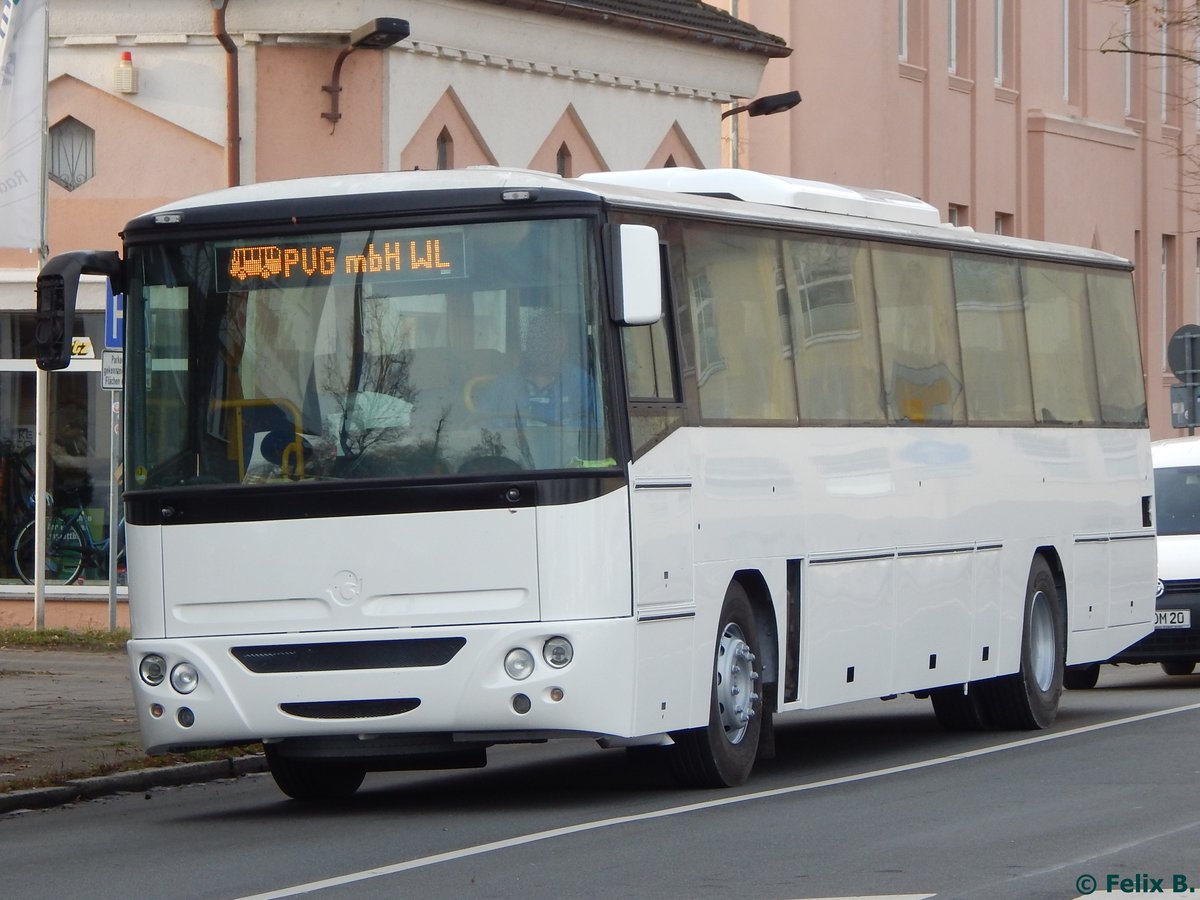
[[725, 0, 1200, 439]]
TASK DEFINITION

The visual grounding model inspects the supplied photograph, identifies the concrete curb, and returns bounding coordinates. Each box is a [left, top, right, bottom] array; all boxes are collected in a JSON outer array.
[[0, 754, 268, 815]]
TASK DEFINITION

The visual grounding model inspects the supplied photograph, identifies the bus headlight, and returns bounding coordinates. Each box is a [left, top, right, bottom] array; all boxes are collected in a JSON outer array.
[[139, 654, 167, 686], [504, 648, 535, 681], [170, 662, 200, 694], [543, 637, 573, 668]]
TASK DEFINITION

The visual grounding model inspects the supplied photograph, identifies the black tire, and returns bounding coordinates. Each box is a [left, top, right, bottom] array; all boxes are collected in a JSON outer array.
[[668, 582, 763, 787], [12, 517, 86, 585], [264, 745, 366, 802], [930, 683, 990, 731], [1064, 663, 1101, 690], [1161, 660, 1197, 677], [980, 557, 1065, 730]]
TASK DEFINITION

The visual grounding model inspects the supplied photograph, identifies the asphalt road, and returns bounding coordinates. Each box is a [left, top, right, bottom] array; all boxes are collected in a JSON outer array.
[[3, 664, 1199, 900]]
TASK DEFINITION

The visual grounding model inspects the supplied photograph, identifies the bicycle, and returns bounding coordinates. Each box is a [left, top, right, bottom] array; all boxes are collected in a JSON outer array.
[[11, 486, 126, 585]]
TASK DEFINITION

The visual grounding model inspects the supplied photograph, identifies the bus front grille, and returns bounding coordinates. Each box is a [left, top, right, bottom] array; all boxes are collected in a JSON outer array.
[[232, 637, 466, 673], [280, 698, 421, 719]]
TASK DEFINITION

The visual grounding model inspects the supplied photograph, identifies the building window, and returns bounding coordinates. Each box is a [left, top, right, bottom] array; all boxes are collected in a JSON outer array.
[[1062, 0, 1082, 105], [1161, 7, 1170, 122], [1124, 6, 1134, 116], [899, 0, 925, 67], [435, 128, 453, 171], [1194, 37, 1200, 129], [994, 212, 1014, 235], [994, 0, 1014, 87], [556, 143, 572, 178], [48, 117, 95, 192], [1161, 0, 1181, 126], [1163, 235, 1178, 372], [948, 204, 969, 227], [1195, 238, 1200, 323], [949, 0, 970, 76]]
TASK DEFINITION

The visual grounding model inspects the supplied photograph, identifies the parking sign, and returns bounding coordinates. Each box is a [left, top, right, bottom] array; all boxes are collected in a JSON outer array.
[[105, 279, 124, 350]]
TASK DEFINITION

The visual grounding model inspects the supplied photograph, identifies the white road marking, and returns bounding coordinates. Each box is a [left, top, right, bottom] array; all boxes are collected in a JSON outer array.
[[238, 700, 1200, 899]]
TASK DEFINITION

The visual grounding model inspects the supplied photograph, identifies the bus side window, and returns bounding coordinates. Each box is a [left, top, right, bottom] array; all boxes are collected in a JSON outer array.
[[1022, 261, 1101, 425], [623, 318, 674, 400], [872, 244, 967, 425]]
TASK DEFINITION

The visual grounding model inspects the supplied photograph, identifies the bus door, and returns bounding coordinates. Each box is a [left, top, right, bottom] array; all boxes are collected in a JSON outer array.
[[621, 296, 696, 733]]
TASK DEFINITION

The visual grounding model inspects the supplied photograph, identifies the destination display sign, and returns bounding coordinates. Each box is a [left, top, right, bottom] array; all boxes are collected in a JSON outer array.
[[214, 229, 467, 293]]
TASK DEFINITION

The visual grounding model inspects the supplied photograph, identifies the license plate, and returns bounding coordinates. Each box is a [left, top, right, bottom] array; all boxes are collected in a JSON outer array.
[[1156, 609, 1191, 629]]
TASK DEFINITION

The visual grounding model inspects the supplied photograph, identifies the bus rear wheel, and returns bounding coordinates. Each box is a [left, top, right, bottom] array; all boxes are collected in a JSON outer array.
[[264, 745, 366, 802], [980, 556, 1064, 729], [669, 582, 763, 788], [929, 683, 990, 730]]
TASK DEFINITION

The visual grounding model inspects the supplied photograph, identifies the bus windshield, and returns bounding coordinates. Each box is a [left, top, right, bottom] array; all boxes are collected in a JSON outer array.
[[124, 217, 614, 488]]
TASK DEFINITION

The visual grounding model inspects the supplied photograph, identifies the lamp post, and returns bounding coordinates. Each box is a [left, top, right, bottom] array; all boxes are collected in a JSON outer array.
[[322, 18, 410, 127], [723, 90, 801, 168]]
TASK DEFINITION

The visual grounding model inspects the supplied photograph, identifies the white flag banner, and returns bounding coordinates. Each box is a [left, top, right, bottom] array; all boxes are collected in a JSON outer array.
[[0, 0, 47, 251]]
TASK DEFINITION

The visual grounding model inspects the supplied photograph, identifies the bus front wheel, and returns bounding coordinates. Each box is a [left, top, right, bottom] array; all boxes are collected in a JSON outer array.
[[668, 582, 763, 788], [1161, 660, 1197, 676], [1064, 663, 1101, 690], [265, 745, 366, 802], [981, 556, 1065, 729]]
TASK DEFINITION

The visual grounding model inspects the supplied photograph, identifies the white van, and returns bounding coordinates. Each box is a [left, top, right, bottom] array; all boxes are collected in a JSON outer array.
[[1066, 437, 1200, 688]]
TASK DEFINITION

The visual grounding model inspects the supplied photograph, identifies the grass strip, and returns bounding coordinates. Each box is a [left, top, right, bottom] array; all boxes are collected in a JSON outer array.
[[0, 627, 130, 652]]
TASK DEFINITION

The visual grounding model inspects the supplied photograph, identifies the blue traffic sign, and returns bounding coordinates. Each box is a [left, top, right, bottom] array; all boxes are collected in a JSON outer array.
[[105, 279, 124, 350]]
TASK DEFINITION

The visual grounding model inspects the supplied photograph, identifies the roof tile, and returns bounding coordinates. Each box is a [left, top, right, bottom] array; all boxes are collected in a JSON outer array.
[[473, 0, 790, 57]]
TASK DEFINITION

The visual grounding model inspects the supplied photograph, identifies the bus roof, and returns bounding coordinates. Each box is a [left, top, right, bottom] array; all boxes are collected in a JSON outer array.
[[133, 167, 1131, 269]]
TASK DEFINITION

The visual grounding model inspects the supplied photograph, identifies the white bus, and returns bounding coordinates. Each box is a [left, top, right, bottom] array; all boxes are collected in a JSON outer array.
[[35, 167, 1156, 800]]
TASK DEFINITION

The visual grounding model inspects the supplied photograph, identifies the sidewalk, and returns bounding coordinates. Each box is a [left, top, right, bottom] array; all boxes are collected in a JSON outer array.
[[0, 648, 264, 813]]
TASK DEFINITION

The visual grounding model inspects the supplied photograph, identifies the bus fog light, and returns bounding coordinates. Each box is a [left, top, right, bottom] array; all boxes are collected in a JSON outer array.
[[512, 693, 531, 714], [504, 648, 535, 680], [170, 662, 199, 694], [177, 707, 195, 727], [543, 637, 573, 668], [139, 654, 167, 686], [550, 687, 564, 702], [149, 704, 164, 718]]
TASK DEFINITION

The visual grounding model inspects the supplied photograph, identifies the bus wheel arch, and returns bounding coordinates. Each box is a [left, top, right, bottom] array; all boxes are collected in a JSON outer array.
[[1034, 545, 1068, 630], [981, 551, 1066, 729], [731, 569, 779, 693], [668, 578, 766, 787]]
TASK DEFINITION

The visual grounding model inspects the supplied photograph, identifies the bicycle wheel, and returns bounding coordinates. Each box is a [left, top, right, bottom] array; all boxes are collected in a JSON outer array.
[[12, 517, 87, 585]]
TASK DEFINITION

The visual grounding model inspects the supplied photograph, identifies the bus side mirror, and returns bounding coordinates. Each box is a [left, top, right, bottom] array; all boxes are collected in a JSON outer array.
[[609, 223, 662, 326], [35, 251, 122, 370]]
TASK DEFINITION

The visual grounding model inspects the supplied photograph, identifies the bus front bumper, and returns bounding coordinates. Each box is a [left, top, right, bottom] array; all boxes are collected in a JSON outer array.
[[127, 619, 640, 755]]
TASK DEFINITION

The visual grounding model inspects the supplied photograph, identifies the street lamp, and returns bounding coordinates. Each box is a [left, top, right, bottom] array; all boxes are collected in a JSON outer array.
[[322, 18, 411, 126], [723, 90, 800, 169], [722, 89, 802, 120]]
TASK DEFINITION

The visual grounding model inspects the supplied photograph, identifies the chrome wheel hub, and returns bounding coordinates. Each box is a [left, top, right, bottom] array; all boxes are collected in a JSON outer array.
[[716, 622, 759, 744], [1029, 589, 1056, 692]]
